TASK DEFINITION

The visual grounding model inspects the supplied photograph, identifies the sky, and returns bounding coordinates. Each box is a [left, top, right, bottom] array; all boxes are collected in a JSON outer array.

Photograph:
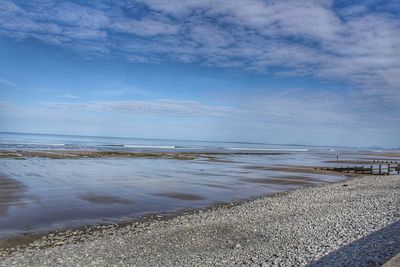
[[0, 0, 399, 148]]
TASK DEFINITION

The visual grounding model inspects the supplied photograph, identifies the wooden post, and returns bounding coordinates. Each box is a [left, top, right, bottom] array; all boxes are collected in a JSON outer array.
[[361, 165, 364, 174], [379, 164, 381, 175], [370, 165, 373, 174], [388, 164, 390, 175]]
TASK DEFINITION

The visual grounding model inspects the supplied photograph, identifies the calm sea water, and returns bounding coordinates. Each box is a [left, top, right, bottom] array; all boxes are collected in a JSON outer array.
[[0, 131, 346, 152], [0, 132, 396, 239]]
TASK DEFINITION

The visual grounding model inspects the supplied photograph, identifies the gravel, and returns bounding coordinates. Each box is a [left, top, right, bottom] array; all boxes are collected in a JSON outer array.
[[1, 175, 399, 266]]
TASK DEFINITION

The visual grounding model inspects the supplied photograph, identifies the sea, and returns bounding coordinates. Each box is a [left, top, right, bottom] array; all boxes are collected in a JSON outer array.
[[0, 131, 334, 152]]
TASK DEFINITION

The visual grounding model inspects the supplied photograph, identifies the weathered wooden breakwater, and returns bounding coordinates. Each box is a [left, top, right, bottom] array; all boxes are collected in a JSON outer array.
[[318, 162, 400, 175]]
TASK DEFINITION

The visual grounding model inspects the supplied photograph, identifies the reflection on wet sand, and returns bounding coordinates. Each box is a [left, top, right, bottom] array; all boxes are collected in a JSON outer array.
[[0, 175, 27, 217], [153, 192, 205, 201], [245, 165, 348, 176], [0, 151, 351, 239], [325, 160, 399, 164], [194, 183, 232, 190], [241, 176, 317, 186], [356, 152, 400, 158], [80, 194, 135, 205]]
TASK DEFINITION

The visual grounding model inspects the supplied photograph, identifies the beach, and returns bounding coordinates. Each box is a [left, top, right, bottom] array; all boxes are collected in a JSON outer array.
[[1, 133, 399, 266], [0, 148, 351, 239], [1, 174, 399, 266]]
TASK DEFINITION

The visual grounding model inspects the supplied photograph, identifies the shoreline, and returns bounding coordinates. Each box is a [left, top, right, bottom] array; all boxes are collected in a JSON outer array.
[[1, 174, 399, 266], [0, 176, 340, 251], [0, 149, 358, 247]]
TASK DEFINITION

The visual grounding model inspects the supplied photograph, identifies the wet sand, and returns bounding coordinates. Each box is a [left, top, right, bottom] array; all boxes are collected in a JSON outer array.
[[80, 194, 135, 205], [2, 155, 341, 240], [0, 150, 198, 160], [0, 150, 288, 160], [245, 165, 352, 176], [152, 192, 205, 201], [2, 148, 398, 247], [325, 160, 400, 164], [241, 175, 318, 186], [0, 175, 27, 216], [358, 152, 400, 158]]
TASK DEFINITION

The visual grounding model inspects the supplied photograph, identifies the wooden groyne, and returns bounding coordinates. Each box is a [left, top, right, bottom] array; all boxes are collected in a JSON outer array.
[[372, 160, 399, 164], [317, 163, 400, 175]]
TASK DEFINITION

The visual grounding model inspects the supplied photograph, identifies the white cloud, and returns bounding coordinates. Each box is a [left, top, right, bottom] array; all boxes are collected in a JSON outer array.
[[42, 99, 237, 117], [56, 94, 78, 99], [40, 87, 400, 130], [0, 101, 17, 111], [0, 0, 399, 100], [111, 18, 179, 36], [240, 91, 377, 126], [0, 78, 16, 88], [338, 4, 368, 17]]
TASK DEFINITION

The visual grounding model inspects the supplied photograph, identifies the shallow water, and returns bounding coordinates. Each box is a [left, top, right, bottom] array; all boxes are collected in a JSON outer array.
[[0, 153, 346, 239]]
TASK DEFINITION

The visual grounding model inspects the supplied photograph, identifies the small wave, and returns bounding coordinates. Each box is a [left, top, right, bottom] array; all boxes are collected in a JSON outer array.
[[123, 145, 176, 149], [100, 144, 176, 149], [0, 142, 65, 146], [225, 148, 309, 152]]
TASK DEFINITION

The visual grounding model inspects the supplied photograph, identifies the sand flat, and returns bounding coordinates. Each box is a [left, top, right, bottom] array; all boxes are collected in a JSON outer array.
[[0, 175, 27, 217], [80, 194, 134, 205], [241, 176, 316, 186], [152, 192, 205, 201]]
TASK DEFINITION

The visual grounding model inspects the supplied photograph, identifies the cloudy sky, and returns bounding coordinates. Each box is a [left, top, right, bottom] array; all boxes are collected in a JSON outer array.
[[0, 0, 399, 147]]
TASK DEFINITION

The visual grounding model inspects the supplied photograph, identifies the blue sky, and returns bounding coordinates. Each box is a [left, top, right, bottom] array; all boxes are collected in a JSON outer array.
[[0, 0, 399, 147]]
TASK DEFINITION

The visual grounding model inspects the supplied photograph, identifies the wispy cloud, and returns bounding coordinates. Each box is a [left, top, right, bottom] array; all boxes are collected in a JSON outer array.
[[0, 100, 17, 111], [57, 94, 78, 99], [1, 0, 399, 100], [42, 99, 237, 117], [0, 78, 16, 88], [40, 88, 400, 130], [237, 89, 400, 129]]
